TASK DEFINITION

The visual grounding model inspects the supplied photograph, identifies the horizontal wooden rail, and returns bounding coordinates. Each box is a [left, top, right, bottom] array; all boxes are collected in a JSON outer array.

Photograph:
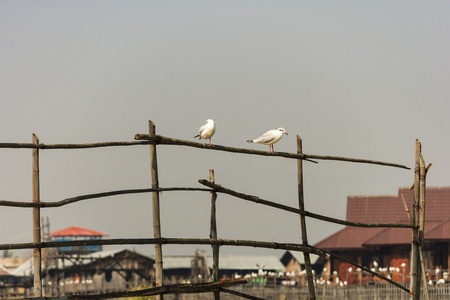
[[0, 141, 152, 149], [3, 279, 248, 300], [0, 237, 323, 255], [221, 288, 265, 300], [0, 187, 210, 208], [0, 179, 415, 226], [0, 182, 416, 228], [135, 134, 410, 169], [198, 180, 416, 229], [0, 135, 410, 169]]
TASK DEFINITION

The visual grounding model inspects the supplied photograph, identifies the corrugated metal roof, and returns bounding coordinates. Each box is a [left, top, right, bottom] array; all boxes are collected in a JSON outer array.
[[163, 256, 193, 269], [14, 251, 284, 277], [315, 187, 450, 250], [51, 226, 108, 237], [219, 255, 284, 270], [162, 255, 284, 271]]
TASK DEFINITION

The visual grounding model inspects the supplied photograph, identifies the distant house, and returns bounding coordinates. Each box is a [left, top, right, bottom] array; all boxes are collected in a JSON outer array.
[[50, 226, 108, 253], [280, 251, 324, 275], [0, 263, 30, 298], [44, 226, 154, 295], [18, 248, 156, 296], [0, 257, 34, 298], [11, 247, 303, 296], [314, 187, 450, 284]]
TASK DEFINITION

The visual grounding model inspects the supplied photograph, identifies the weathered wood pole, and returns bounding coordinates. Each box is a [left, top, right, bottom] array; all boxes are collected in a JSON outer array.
[[149, 121, 163, 299], [418, 150, 429, 300], [410, 139, 421, 300], [209, 169, 220, 300], [32, 133, 42, 296], [297, 135, 315, 299]]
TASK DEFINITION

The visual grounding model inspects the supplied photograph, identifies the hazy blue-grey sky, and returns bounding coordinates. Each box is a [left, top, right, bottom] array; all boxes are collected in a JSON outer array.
[[1, 1, 449, 258]]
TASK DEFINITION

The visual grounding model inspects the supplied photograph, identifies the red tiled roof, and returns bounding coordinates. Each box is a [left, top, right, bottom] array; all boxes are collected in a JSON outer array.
[[363, 227, 411, 246], [314, 187, 450, 250], [425, 217, 450, 240], [50, 226, 108, 237], [314, 227, 386, 250], [346, 195, 399, 223], [405, 187, 450, 221]]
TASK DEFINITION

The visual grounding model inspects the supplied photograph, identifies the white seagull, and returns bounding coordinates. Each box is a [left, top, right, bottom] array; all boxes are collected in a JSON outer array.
[[247, 128, 288, 152], [194, 119, 216, 145]]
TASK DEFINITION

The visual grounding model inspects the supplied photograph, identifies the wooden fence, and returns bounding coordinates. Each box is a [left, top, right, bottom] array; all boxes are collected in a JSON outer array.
[[0, 120, 428, 300]]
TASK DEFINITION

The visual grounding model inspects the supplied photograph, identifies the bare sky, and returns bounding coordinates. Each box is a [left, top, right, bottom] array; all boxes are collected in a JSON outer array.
[[1, 1, 449, 258]]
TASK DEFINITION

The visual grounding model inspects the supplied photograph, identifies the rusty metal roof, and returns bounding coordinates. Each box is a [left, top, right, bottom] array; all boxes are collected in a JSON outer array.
[[314, 187, 450, 250]]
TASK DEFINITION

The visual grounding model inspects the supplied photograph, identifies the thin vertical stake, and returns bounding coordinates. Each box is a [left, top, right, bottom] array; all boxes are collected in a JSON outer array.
[[419, 153, 429, 300], [297, 135, 315, 300], [149, 120, 163, 299], [32, 133, 42, 297], [209, 169, 220, 300], [410, 139, 421, 300]]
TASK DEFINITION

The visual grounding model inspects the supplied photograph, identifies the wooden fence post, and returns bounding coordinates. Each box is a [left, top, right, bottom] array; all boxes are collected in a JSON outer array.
[[418, 147, 429, 300], [0, 128, 413, 298], [297, 135, 316, 299], [209, 169, 220, 300], [410, 139, 421, 299], [32, 133, 42, 296], [149, 121, 163, 299]]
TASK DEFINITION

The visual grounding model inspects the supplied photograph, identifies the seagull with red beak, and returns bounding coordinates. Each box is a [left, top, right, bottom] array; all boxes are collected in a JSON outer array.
[[247, 128, 288, 152]]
